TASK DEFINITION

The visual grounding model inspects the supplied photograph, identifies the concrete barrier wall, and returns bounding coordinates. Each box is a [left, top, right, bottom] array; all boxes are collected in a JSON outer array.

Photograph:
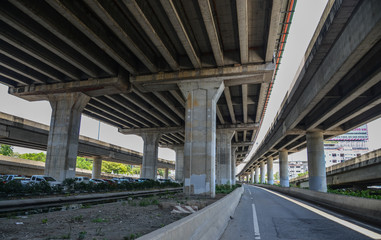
[[257, 184, 381, 225], [138, 186, 244, 240]]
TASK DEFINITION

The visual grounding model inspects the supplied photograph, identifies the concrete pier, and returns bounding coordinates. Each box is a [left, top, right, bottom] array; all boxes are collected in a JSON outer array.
[[216, 129, 234, 185], [306, 131, 327, 192], [231, 147, 237, 184], [267, 157, 274, 185], [174, 146, 184, 183], [45, 93, 90, 182], [260, 161, 266, 183], [254, 166, 259, 183], [279, 150, 289, 187], [141, 132, 161, 179], [92, 157, 102, 179], [179, 81, 224, 197]]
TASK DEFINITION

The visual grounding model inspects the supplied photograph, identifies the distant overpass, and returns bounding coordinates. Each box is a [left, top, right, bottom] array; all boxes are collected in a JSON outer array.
[[0, 112, 175, 170], [291, 148, 381, 189], [239, 0, 381, 192]]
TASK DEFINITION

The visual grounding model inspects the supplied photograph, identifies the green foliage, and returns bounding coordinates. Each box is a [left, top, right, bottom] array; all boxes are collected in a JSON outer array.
[[101, 160, 130, 174], [92, 217, 108, 223], [328, 188, 381, 199], [216, 183, 241, 194], [0, 144, 13, 156], [157, 168, 164, 177], [76, 157, 93, 170], [18, 152, 46, 162], [297, 171, 308, 177], [42, 218, 48, 224], [273, 172, 279, 181]]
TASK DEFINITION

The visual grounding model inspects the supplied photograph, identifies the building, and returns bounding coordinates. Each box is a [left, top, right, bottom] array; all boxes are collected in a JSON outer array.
[[324, 125, 369, 167], [288, 161, 308, 179]]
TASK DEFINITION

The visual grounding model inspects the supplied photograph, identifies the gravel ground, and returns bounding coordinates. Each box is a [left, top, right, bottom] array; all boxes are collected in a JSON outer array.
[[0, 192, 224, 240]]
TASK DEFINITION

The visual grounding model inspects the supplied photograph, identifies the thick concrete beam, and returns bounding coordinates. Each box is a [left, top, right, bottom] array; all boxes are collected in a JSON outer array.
[[306, 131, 327, 192], [92, 156, 102, 179], [141, 132, 161, 179], [119, 126, 182, 135], [45, 92, 90, 182], [216, 129, 234, 185], [267, 157, 274, 185], [9, 75, 130, 101], [179, 81, 224, 197], [279, 150, 289, 187], [236, 0, 248, 64]]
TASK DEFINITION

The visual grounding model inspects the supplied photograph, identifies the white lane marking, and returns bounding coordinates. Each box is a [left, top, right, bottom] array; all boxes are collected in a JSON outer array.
[[252, 203, 261, 239], [246, 189, 252, 195], [259, 187, 381, 240]]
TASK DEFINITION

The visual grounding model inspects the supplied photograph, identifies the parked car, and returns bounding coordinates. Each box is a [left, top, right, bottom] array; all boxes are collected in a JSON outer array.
[[89, 178, 105, 184], [157, 178, 173, 184], [10, 176, 30, 186], [137, 178, 151, 182], [3, 175, 25, 183], [102, 179, 117, 185], [75, 177, 90, 184], [29, 175, 61, 187]]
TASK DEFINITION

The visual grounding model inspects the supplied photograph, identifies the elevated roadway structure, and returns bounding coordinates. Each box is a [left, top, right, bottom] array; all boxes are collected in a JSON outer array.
[[0, 0, 296, 196], [240, 0, 381, 192], [0, 112, 174, 178], [291, 148, 381, 189]]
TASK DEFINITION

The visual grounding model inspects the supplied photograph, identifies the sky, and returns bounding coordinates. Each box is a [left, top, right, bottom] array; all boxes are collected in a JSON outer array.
[[0, 0, 380, 166]]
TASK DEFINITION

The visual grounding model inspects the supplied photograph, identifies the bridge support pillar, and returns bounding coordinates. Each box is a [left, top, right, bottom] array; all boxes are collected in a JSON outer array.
[[174, 146, 184, 183], [216, 129, 234, 186], [92, 157, 102, 179], [254, 166, 259, 183], [279, 150, 289, 187], [164, 168, 169, 179], [45, 92, 90, 182], [250, 170, 255, 184], [306, 131, 327, 192], [267, 157, 274, 185], [141, 132, 161, 180], [260, 161, 266, 183], [179, 81, 224, 198], [231, 147, 237, 184]]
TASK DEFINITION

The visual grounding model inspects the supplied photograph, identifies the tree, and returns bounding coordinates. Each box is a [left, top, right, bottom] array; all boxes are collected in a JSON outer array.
[[18, 152, 46, 162], [273, 172, 279, 181], [0, 145, 13, 156], [157, 169, 164, 177]]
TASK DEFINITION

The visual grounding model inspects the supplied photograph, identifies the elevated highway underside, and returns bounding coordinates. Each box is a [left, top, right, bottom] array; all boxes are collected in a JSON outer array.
[[0, 0, 296, 195]]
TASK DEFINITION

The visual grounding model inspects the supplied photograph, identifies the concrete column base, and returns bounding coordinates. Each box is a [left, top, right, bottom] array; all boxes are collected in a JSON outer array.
[[174, 146, 184, 183], [45, 92, 90, 182], [92, 157, 102, 179], [216, 129, 234, 186], [164, 168, 169, 179], [254, 166, 259, 183], [267, 157, 274, 185], [260, 161, 266, 183], [279, 150, 289, 187], [307, 131, 327, 192], [179, 81, 224, 198], [141, 132, 161, 180]]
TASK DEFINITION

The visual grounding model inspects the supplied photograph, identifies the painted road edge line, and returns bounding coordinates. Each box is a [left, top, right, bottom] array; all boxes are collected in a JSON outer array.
[[258, 187, 381, 240], [252, 203, 261, 239]]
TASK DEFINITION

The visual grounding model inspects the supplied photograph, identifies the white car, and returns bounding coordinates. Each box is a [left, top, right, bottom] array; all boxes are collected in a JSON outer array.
[[75, 177, 90, 184], [29, 175, 61, 187]]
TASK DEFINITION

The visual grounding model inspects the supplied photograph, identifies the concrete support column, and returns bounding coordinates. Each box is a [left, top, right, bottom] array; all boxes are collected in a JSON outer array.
[[267, 157, 274, 185], [164, 168, 169, 179], [231, 147, 237, 184], [250, 170, 255, 184], [306, 131, 327, 192], [141, 132, 161, 180], [216, 129, 235, 186], [92, 157, 102, 179], [279, 150, 289, 187], [260, 161, 266, 183], [45, 92, 90, 182], [254, 166, 259, 183], [179, 81, 224, 197], [174, 146, 184, 182]]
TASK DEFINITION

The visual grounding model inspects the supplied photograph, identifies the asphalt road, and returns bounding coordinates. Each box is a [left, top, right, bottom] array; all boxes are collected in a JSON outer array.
[[220, 185, 381, 240]]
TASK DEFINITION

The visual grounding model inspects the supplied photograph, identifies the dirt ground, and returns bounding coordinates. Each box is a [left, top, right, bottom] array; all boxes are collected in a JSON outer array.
[[0, 192, 225, 240]]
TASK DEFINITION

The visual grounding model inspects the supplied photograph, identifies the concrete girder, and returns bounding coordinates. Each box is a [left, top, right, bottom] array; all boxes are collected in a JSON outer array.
[[236, 0, 248, 64], [160, 0, 201, 69], [84, 0, 158, 73], [122, 0, 179, 71], [198, 0, 224, 67], [152, 91, 184, 120], [265, 0, 283, 62], [10, 0, 116, 75], [0, 4, 98, 77], [242, 84, 248, 123], [46, 0, 137, 74], [216, 105, 225, 124], [224, 87, 236, 124]]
